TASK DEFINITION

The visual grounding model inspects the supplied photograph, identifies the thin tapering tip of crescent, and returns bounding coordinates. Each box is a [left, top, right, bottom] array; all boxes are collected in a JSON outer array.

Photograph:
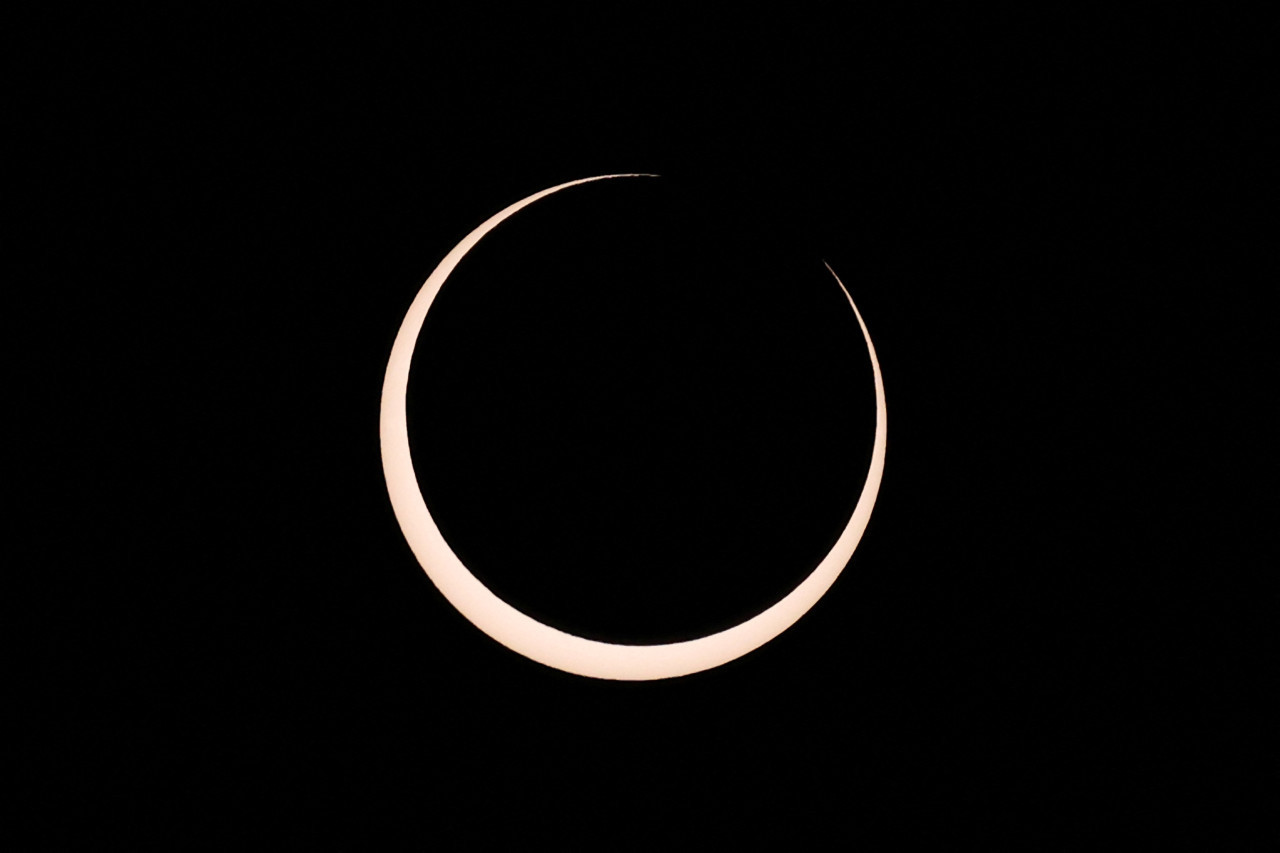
[[567, 172, 659, 180], [381, 177, 885, 680]]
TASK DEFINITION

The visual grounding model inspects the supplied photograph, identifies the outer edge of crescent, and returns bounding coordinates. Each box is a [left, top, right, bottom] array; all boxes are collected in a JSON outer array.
[[379, 174, 886, 680]]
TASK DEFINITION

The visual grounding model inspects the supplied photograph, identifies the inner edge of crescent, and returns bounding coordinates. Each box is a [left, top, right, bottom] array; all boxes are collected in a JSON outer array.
[[380, 174, 886, 681]]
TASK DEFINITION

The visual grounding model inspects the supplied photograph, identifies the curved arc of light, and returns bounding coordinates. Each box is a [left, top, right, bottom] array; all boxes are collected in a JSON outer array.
[[380, 174, 886, 680]]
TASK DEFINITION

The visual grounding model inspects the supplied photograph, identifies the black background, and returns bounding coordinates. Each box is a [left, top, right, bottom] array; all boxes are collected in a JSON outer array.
[[14, 10, 1262, 846]]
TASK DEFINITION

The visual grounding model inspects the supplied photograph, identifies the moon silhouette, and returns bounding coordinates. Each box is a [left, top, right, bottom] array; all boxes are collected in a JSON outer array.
[[380, 174, 886, 680]]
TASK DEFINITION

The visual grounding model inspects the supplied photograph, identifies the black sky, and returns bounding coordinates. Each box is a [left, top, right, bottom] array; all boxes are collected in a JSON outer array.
[[13, 10, 1262, 846]]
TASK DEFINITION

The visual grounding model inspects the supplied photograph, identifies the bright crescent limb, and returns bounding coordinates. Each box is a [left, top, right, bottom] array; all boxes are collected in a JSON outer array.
[[380, 174, 886, 680]]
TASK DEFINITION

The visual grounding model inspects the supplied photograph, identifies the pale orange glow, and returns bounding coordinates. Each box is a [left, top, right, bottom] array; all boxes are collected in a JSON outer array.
[[380, 174, 887, 680]]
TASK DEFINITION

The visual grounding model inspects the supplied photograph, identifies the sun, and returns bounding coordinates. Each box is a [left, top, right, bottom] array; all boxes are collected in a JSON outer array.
[[380, 174, 886, 680]]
